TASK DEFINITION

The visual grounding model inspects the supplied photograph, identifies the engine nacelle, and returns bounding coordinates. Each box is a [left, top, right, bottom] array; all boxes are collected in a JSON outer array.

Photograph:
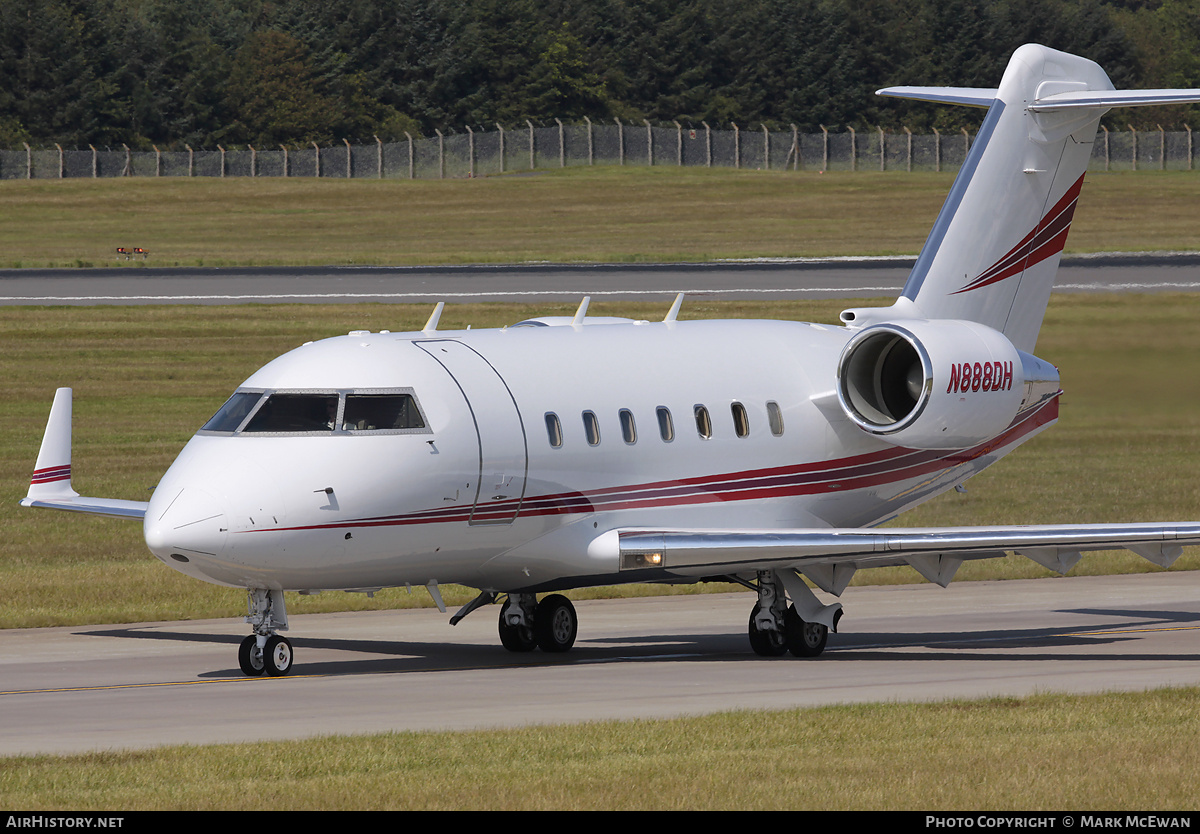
[[836, 320, 1058, 449]]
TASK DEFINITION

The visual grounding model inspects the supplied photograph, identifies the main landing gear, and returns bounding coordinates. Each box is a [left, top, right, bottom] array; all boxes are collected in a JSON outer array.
[[747, 570, 841, 658], [239, 588, 294, 677], [497, 593, 578, 653]]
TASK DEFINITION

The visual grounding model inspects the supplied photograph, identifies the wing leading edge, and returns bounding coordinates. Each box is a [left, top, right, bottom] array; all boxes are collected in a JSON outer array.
[[611, 523, 1200, 590]]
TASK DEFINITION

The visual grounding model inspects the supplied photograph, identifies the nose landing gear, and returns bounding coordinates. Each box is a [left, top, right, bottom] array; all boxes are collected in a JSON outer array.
[[239, 588, 293, 676]]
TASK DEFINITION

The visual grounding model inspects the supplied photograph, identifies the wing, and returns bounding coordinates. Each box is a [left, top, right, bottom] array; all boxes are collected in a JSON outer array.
[[608, 522, 1200, 592], [20, 388, 149, 521]]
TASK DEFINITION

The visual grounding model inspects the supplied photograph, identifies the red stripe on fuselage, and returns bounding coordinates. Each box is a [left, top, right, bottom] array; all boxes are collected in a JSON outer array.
[[253, 397, 1060, 535]]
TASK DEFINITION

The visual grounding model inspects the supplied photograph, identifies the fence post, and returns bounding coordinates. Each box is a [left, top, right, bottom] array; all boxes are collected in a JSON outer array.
[[186, 144, 194, 177], [791, 124, 800, 170], [556, 118, 565, 168], [25, 142, 32, 179], [466, 126, 475, 177], [405, 132, 414, 179], [1158, 124, 1165, 170], [702, 121, 711, 167], [1101, 126, 1109, 171], [435, 130, 444, 178], [343, 138, 352, 177], [1187, 125, 1193, 171], [614, 117, 624, 165], [820, 125, 828, 171], [644, 119, 652, 165], [878, 127, 885, 171], [961, 127, 969, 165], [376, 135, 383, 178], [847, 127, 856, 171], [903, 126, 912, 172], [583, 116, 593, 165], [932, 128, 940, 172], [732, 123, 740, 169], [153, 145, 161, 177], [497, 124, 506, 173], [218, 145, 226, 177], [761, 124, 769, 170], [674, 121, 682, 165], [250, 145, 257, 178], [527, 120, 535, 170], [281, 145, 289, 177], [89, 144, 97, 178], [121, 144, 131, 176], [1129, 125, 1137, 171], [56, 143, 64, 178]]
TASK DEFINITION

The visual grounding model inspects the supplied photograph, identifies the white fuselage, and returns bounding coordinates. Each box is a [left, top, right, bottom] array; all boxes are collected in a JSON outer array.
[[142, 317, 1058, 593]]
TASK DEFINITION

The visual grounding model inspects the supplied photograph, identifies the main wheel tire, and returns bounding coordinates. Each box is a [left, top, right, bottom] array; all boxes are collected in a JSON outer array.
[[747, 603, 788, 657], [238, 635, 265, 676], [498, 599, 538, 652], [534, 594, 577, 653], [263, 635, 294, 676], [785, 605, 828, 657]]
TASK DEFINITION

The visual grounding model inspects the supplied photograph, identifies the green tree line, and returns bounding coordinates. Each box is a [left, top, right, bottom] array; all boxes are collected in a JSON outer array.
[[2, 0, 1198, 149]]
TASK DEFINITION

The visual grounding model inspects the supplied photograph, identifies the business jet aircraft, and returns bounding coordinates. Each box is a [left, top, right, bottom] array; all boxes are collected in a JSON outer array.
[[23, 44, 1200, 676]]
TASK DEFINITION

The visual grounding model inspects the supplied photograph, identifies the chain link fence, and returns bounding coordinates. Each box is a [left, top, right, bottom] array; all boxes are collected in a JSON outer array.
[[2, 122, 1195, 179]]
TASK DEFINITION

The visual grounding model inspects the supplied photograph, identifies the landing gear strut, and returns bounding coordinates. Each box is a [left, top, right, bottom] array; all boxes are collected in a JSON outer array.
[[240, 588, 293, 676], [747, 570, 838, 658], [498, 593, 578, 654]]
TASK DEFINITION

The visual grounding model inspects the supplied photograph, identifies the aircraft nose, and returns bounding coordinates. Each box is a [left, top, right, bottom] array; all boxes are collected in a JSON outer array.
[[144, 487, 228, 565]]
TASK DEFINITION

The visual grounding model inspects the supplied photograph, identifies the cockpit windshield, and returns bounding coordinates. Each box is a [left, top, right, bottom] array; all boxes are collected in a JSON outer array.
[[199, 389, 429, 436]]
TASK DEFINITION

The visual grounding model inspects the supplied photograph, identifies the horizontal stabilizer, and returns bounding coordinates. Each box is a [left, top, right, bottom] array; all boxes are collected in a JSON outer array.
[[876, 86, 997, 108]]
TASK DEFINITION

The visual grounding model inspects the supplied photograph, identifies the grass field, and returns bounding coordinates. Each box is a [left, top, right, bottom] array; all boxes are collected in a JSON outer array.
[[3, 170, 1200, 808], [1, 167, 1199, 268], [3, 689, 1198, 810]]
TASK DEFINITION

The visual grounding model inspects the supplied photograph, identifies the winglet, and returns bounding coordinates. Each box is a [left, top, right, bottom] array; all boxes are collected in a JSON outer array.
[[27, 388, 79, 502], [21, 388, 148, 520], [663, 293, 685, 323], [422, 302, 445, 333]]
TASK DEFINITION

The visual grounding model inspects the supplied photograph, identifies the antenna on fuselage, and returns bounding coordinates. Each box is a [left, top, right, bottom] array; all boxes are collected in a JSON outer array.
[[571, 296, 591, 326], [663, 293, 685, 323], [422, 302, 445, 333]]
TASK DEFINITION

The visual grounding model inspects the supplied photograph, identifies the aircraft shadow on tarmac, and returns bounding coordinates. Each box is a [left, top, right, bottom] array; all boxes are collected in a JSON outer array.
[[77, 604, 1200, 678]]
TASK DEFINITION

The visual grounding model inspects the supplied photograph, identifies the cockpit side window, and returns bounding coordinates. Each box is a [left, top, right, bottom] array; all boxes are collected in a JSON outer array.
[[201, 391, 264, 433], [242, 393, 339, 433], [343, 394, 425, 431]]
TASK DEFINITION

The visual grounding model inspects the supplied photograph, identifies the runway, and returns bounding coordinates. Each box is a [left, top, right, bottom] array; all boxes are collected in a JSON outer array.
[[2, 253, 1200, 305], [2, 573, 1198, 756]]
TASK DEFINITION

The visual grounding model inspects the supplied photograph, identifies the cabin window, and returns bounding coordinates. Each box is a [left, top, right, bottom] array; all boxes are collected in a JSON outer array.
[[694, 405, 712, 439], [342, 394, 425, 431], [202, 391, 263, 433], [545, 413, 563, 448], [583, 411, 601, 446], [731, 402, 750, 438], [619, 409, 637, 444], [767, 401, 784, 436], [242, 393, 339, 433], [656, 406, 674, 442]]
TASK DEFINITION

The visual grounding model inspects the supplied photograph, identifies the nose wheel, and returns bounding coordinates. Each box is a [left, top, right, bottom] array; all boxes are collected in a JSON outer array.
[[240, 588, 293, 676]]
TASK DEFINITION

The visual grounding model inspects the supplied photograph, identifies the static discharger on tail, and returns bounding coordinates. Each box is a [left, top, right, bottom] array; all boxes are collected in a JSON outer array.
[[22, 45, 1200, 676]]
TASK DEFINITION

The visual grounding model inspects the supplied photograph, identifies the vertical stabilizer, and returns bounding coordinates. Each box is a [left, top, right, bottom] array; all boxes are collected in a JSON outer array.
[[866, 44, 1200, 352], [889, 45, 1111, 351], [28, 387, 79, 501]]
